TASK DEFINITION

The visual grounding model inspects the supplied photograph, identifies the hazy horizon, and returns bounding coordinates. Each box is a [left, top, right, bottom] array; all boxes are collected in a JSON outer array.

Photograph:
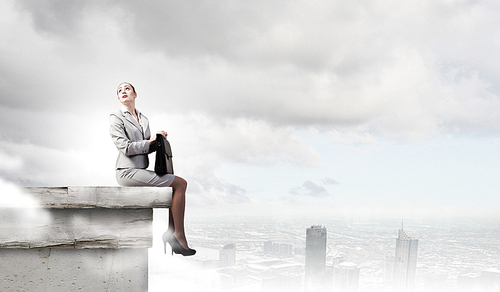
[[150, 210, 500, 292]]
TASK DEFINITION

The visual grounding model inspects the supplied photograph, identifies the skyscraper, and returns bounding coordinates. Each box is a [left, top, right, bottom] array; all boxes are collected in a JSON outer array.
[[393, 224, 418, 292], [219, 243, 236, 268], [333, 261, 360, 292], [305, 225, 327, 287]]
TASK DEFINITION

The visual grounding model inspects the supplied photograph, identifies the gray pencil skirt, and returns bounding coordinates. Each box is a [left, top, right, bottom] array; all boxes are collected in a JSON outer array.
[[116, 168, 176, 187]]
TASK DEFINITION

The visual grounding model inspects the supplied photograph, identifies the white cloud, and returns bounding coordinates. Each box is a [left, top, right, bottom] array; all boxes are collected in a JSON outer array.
[[321, 177, 340, 185], [145, 112, 322, 207], [0, 178, 53, 245], [0, 149, 23, 172], [152, 112, 323, 168], [289, 180, 330, 198], [1, 0, 500, 216], [0, 177, 39, 207], [4, 0, 500, 143], [0, 140, 115, 186]]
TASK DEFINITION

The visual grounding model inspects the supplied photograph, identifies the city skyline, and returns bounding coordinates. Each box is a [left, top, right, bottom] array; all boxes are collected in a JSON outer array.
[[150, 213, 500, 292]]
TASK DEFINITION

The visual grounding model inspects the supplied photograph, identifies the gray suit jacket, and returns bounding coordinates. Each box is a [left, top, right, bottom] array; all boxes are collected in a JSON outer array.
[[109, 109, 155, 170]]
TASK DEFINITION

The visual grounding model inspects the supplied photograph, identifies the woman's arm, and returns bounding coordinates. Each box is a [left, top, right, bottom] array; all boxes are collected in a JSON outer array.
[[109, 114, 151, 156], [146, 130, 168, 154]]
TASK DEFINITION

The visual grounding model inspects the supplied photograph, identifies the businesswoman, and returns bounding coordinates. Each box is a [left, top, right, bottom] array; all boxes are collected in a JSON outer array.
[[109, 82, 195, 256]]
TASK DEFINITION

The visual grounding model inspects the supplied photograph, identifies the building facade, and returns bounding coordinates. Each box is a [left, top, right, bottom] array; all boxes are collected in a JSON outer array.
[[393, 226, 418, 292], [333, 261, 360, 292], [220, 243, 236, 268], [305, 225, 327, 287]]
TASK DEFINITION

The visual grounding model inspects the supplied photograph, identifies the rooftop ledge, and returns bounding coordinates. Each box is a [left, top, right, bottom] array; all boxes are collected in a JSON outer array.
[[0, 186, 173, 249], [20, 186, 172, 209]]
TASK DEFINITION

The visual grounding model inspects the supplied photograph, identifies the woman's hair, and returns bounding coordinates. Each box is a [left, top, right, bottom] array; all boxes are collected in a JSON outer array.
[[117, 82, 136, 95]]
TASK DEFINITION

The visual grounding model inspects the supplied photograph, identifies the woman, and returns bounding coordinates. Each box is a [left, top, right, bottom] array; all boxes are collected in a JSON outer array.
[[109, 82, 195, 256]]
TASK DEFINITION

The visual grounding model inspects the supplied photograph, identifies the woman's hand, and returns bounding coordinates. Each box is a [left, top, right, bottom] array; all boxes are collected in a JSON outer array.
[[149, 130, 168, 145], [157, 130, 168, 139]]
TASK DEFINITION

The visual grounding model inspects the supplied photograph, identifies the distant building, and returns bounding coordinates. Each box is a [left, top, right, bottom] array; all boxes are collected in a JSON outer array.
[[220, 243, 236, 268], [263, 241, 293, 258], [480, 268, 500, 292], [385, 255, 394, 282], [217, 267, 248, 288], [246, 259, 303, 291], [305, 225, 327, 287], [264, 241, 273, 254], [325, 264, 334, 288], [393, 224, 418, 292], [333, 255, 346, 267], [333, 261, 360, 292], [278, 243, 293, 258], [456, 272, 481, 291]]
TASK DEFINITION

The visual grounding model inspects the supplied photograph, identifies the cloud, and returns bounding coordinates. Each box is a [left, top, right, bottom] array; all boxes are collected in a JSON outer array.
[[2, 0, 500, 207], [289, 180, 330, 198], [0, 178, 52, 232], [321, 177, 340, 185], [0, 177, 39, 207], [4, 0, 500, 144], [183, 168, 250, 208], [112, 0, 500, 141], [222, 184, 250, 204], [153, 112, 323, 168], [0, 178, 54, 247], [0, 149, 23, 172]]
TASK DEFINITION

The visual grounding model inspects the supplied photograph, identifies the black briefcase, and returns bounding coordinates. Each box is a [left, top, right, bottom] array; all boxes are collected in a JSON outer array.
[[154, 134, 174, 175]]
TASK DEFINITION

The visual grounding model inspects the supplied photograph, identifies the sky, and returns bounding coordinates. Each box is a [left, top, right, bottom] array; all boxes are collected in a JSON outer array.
[[1, 0, 500, 220]]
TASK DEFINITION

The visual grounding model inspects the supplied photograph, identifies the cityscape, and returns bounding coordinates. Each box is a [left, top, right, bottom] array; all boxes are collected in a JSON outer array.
[[149, 213, 500, 292]]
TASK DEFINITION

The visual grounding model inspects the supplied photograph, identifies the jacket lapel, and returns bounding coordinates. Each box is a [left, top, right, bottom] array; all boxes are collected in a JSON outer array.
[[121, 111, 144, 135]]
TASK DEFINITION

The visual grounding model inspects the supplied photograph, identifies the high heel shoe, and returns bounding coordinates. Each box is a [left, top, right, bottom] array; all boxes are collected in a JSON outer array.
[[167, 235, 196, 256], [162, 231, 172, 254]]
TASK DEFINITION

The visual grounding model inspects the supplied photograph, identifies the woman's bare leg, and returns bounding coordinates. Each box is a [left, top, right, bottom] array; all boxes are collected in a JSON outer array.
[[169, 176, 190, 249]]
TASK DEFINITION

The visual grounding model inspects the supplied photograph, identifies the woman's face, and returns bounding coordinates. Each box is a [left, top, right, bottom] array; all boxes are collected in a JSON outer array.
[[117, 83, 136, 103]]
